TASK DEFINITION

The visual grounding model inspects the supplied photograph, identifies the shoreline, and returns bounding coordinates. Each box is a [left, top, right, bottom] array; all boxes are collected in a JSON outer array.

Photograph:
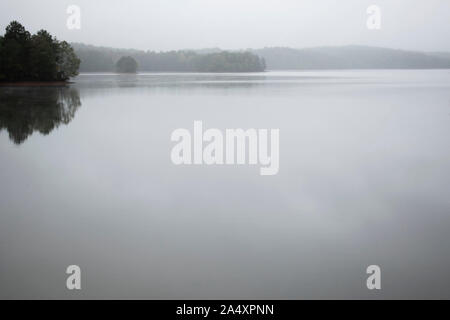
[[0, 81, 73, 87]]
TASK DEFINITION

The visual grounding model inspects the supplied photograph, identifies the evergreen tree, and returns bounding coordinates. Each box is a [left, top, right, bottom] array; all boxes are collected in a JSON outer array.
[[0, 21, 80, 82], [0, 21, 32, 80], [30, 30, 58, 80], [56, 41, 80, 80]]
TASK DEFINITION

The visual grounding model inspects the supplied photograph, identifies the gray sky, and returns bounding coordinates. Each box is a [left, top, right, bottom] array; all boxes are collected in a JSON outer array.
[[1, 0, 449, 52]]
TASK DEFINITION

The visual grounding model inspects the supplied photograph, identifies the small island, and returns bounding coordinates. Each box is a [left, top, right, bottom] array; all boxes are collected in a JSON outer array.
[[116, 56, 138, 73], [0, 21, 80, 84]]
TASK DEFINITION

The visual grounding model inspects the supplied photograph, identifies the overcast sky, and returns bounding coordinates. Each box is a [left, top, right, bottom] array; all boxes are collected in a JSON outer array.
[[1, 0, 449, 52]]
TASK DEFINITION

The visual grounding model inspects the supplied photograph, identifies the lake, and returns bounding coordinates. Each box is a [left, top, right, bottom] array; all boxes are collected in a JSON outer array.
[[1, 70, 450, 299]]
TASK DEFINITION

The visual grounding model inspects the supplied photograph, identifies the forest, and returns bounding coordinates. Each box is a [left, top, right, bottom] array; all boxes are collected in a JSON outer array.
[[253, 46, 450, 69], [73, 43, 266, 73], [0, 21, 80, 82], [74, 43, 450, 73]]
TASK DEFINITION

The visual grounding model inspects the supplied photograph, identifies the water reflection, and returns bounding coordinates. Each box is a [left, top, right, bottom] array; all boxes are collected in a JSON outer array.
[[1, 71, 450, 299], [0, 87, 81, 144]]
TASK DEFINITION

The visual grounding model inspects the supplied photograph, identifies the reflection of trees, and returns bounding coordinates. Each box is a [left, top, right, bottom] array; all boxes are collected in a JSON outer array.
[[0, 87, 81, 144]]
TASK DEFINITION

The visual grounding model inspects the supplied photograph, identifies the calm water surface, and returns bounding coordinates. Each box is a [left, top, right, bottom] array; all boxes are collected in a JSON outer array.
[[1, 70, 450, 299]]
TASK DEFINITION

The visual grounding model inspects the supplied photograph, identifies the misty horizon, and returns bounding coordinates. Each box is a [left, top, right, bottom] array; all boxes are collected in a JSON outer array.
[[1, 0, 450, 52], [70, 42, 450, 55]]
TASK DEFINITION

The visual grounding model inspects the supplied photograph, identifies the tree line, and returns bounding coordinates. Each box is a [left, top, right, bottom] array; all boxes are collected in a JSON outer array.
[[73, 43, 266, 73], [253, 46, 450, 70], [0, 21, 80, 82]]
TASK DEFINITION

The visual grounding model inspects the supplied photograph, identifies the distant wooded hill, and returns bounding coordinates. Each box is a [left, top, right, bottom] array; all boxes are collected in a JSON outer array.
[[72, 43, 450, 72], [253, 46, 450, 70]]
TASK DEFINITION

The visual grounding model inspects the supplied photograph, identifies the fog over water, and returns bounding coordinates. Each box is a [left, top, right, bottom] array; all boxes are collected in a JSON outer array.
[[1, 70, 450, 299]]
